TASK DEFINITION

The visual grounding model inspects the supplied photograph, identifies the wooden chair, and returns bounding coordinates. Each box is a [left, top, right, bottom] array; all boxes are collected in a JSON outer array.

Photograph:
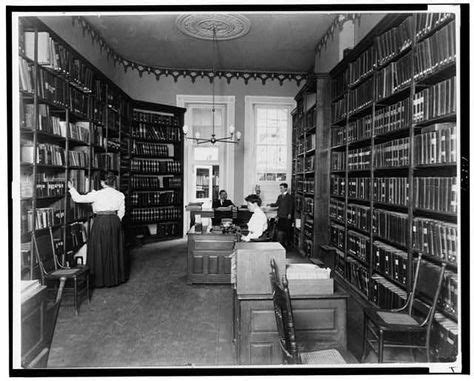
[[25, 277, 66, 368], [362, 256, 447, 363], [33, 227, 90, 315], [269, 258, 347, 365]]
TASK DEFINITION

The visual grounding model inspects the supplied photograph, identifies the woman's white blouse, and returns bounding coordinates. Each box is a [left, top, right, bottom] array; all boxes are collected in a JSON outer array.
[[243, 207, 268, 241], [69, 187, 125, 220]]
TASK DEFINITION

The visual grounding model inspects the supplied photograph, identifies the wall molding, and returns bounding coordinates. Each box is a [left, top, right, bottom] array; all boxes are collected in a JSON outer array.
[[315, 13, 361, 57], [72, 16, 308, 86]]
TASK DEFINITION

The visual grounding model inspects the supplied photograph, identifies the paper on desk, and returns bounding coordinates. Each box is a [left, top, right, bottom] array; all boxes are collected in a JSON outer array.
[[286, 263, 331, 280]]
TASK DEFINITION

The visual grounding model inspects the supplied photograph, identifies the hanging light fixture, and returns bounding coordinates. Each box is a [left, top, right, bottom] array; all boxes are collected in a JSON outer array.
[[182, 26, 241, 144]]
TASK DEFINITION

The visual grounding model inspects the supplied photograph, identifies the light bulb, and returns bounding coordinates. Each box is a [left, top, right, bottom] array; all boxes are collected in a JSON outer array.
[[182, 125, 189, 135], [236, 131, 242, 140], [195, 132, 201, 139], [229, 124, 235, 134]]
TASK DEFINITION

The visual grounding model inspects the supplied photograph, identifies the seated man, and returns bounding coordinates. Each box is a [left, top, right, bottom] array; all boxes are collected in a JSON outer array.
[[241, 194, 268, 242], [212, 189, 234, 225]]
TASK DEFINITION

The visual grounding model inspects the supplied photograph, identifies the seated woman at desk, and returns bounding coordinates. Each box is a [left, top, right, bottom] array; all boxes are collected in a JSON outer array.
[[212, 189, 235, 225], [241, 194, 268, 242]]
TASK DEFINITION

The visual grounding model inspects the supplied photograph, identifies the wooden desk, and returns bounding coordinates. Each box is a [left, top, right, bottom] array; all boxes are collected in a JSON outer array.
[[187, 226, 237, 284], [234, 290, 349, 365]]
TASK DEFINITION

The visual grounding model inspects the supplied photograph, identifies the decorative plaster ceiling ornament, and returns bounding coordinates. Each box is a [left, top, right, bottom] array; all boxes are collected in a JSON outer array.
[[175, 14, 251, 40]]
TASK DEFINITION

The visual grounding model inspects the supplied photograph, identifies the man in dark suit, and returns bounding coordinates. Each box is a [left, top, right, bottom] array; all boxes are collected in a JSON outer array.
[[268, 183, 293, 248], [212, 189, 234, 225]]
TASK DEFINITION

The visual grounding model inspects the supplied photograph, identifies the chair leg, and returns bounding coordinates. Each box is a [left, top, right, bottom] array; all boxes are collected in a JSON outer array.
[[426, 334, 431, 362], [361, 313, 367, 361], [87, 274, 90, 304], [378, 329, 384, 363], [74, 277, 78, 316]]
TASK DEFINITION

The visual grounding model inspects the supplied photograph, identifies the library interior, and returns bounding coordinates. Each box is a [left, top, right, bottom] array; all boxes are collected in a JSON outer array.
[[13, 7, 465, 374]]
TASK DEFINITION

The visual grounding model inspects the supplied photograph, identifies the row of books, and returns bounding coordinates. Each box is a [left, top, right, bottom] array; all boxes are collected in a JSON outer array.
[[107, 138, 121, 151], [34, 181, 65, 198], [375, 53, 412, 100], [152, 222, 181, 238], [348, 78, 373, 115], [69, 169, 94, 193], [304, 197, 314, 215], [107, 108, 120, 132], [347, 203, 370, 233], [296, 180, 315, 194], [439, 270, 457, 316], [415, 123, 457, 165], [330, 176, 345, 197], [331, 126, 346, 147], [132, 124, 182, 142], [374, 137, 410, 168], [330, 151, 345, 171], [294, 158, 304, 173], [414, 176, 457, 214], [130, 207, 182, 223], [130, 175, 181, 190], [346, 257, 370, 297], [69, 150, 89, 168], [412, 217, 457, 264], [330, 223, 345, 250], [348, 46, 376, 86], [347, 230, 370, 262], [332, 71, 348, 101], [330, 199, 345, 223], [373, 240, 408, 286], [347, 114, 372, 143], [22, 143, 65, 166], [130, 190, 180, 207], [93, 152, 120, 171], [130, 159, 181, 174], [414, 21, 455, 79], [374, 98, 411, 136], [413, 76, 456, 122], [373, 209, 409, 248], [24, 31, 95, 90], [348, 177, 371, 200], [376, 16, 413, 66], [332, 95, 347, 123], [374, 177, 409, 206], [19, 57, 33, 93], [89, 96, 105, 125], [305, 133, 316, 151], [415, 13, 454, 41], [348, 147, 371, 170], [370, 275, 407, 309], [133, 111, 180, 127], [304, 155, 314, 172], [26, 204, 64, 231], [23, 104, 62, 136], [432, 313, 458, 361], [131, 142, 173, 158]]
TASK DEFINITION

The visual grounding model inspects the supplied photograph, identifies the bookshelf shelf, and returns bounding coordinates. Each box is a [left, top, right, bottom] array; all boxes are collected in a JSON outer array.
[[347, 137, 372, 148], [374, 127, 411, 142], [347, 198, 370, 205], [415, 61, 456, 87], [373, 201, 408, 211], [347, 226, 370, 237], [416, 15, 455, 43], [414, 113, 456, 127], [348, 70, 375, 89], [375, 85, 411, 106], [414, 208, 457, 222], [348, 102, 374, 120]]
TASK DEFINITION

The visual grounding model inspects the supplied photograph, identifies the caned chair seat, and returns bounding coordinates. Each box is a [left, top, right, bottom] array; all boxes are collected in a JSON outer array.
[[50, 268, 85, 277], [376, 311, 420, 326], [300, 349, 347, 364]]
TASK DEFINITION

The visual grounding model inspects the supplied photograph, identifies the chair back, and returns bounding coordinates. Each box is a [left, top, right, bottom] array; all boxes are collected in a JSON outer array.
[[409, 256, 447, 327], [33, 228, 58, 282], [270, 258, 299, 364]]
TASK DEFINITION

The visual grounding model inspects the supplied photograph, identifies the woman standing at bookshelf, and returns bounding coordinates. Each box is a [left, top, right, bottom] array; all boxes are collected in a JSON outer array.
[[68, 173, 128, 288]]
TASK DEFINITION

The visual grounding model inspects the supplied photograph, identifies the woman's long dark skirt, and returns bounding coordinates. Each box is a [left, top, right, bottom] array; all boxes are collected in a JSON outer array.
[[87, 214, 128, 287]]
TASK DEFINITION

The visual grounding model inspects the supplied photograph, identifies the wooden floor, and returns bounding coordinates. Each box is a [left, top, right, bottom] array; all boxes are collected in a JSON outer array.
[[48, 238, 420, 368]]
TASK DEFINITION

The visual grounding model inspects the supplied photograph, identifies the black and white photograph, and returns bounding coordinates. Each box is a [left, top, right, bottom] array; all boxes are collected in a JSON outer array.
[[5, 1, 469, 377]]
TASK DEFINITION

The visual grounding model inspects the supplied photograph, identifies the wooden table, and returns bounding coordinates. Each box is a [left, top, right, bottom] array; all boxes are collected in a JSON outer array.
[[187, 225, 237, 284], [234, 290, 349, 365]]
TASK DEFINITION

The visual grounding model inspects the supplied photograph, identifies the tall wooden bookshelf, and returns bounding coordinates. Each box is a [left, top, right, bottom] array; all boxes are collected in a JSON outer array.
[[291, 74, 331, 259], [18, 17, 185, 280], [127, 100, 185, 243], [328, 13, 458, 361]]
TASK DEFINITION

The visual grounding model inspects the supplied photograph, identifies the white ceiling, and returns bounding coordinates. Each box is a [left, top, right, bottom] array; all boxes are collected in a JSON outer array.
[[83, 13, 336, 73]]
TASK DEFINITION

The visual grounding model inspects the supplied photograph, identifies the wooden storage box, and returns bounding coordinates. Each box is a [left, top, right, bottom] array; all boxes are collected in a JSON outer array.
[[287, 278, 334, 296], [235, 242, 286, 295]]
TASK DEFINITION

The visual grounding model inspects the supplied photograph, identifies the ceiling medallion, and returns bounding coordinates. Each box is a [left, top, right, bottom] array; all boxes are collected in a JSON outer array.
[[176, 14, 251, 40]]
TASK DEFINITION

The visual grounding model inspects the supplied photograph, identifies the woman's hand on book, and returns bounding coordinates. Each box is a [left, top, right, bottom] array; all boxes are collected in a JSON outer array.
[[67, 181, 74, 189]]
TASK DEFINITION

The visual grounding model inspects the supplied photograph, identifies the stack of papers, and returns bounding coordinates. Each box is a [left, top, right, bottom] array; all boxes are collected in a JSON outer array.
[[286, 264, 331, 280]]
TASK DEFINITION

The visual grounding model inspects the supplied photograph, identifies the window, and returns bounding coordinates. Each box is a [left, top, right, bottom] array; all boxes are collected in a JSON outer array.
[[255, 105, 291, 183]]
